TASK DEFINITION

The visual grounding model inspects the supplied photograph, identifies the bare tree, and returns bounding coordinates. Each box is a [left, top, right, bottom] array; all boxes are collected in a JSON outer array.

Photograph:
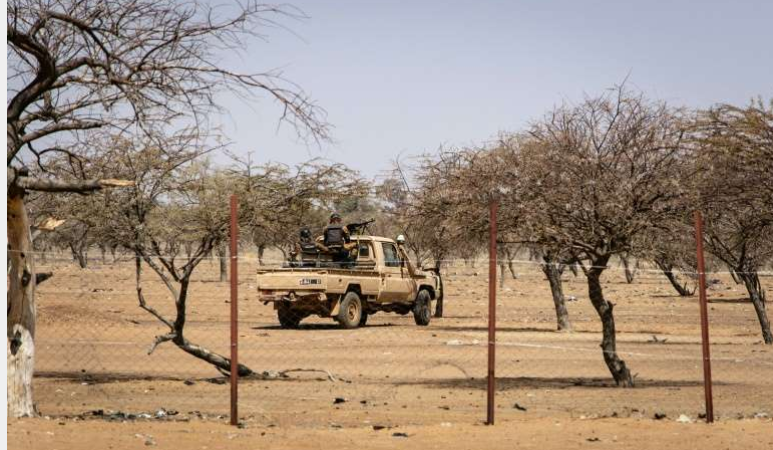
[[102, 147, 255, 375], [389, 147, 511, 317], [7, 0, 328, 417], [692, 100, 773, 344], [518, 87, 690, 386]]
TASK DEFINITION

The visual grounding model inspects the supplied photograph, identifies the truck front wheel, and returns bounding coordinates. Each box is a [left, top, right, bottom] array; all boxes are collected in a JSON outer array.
[[413, 290, 432, 326], [337, 292, 363, 329]]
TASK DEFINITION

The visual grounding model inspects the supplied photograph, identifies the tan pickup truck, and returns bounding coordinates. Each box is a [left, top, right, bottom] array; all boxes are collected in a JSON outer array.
[[256, 235, 442, 329]]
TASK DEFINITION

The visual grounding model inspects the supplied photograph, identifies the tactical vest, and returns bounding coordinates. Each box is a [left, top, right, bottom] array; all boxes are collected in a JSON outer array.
[[324, 225, 345, 248]]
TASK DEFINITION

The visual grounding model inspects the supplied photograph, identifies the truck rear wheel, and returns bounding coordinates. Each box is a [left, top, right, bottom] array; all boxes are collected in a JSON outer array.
[[337, 292, 362, 329], [413, 290, 432, 326], [277, 304, 302, 329]]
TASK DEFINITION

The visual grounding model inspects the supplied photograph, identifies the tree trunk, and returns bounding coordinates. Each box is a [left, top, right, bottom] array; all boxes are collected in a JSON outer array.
[[136, 258, 253, 375], [729, 266, 743, 285], [257, 244, 265, 266], [504, 247, 517, 279], [507, 260, 517, 279], [433, 262, 444, 318], [569, 261, 579, 277], [7, 190, 37, 417], [99, 245, 107, 264], [69, 241, 88, 268], [175, 338, 253, 376], [621, 255, 636, 284], [654, 259, 694, 297], [737, 271, 773, 344], [586, 256, 633, 387], [499, 262, 506, 288], [542, 256, 571, 331], [216, 245, 227, 282]]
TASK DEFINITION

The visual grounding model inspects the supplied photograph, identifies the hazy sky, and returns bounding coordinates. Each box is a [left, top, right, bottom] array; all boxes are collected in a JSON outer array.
[[213, 0, 773, 179]]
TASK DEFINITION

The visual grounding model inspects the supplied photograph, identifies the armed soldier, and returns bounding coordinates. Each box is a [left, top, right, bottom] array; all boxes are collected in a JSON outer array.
[[316, 213, 357, 265]]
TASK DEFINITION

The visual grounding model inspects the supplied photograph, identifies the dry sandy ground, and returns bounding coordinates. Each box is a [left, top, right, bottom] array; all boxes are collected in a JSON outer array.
[[8, 252, 773, 448], [8, 416, 773, 450]]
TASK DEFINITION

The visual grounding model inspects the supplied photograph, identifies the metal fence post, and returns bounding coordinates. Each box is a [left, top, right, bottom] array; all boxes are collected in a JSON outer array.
[[694, 210, 714, 423], [487, 200, 498, 425], [230, 195, 239, 426]]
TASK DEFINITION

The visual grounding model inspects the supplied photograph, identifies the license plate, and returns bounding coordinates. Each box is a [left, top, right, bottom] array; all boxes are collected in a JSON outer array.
[[300, 278, 322, 286]]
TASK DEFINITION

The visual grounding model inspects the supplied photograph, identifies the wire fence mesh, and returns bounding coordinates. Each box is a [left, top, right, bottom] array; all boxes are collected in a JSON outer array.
[[32, 250, 773, 426]]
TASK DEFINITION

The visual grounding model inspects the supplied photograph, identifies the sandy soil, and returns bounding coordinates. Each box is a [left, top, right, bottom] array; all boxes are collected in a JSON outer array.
[[8, 252, 773, 448], [8, 416, 773, 450]]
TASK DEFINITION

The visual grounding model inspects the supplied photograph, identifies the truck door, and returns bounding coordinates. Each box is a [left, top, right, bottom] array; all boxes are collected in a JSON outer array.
[[379, 242, 415, 302]]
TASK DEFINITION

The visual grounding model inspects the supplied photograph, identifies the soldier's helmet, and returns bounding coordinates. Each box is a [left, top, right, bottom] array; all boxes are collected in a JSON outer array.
[[299, 227, 312, 241], [330, 212, 342, 221]]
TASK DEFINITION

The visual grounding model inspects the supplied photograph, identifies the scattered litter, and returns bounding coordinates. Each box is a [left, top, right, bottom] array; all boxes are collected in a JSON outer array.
[[513, 403, 527, 412], [653, 413, 667, 420], [445, 340, 464, 346], [676, 414, 692, 423], [392, 432, 409, 438], [333, 397, 347, 404]]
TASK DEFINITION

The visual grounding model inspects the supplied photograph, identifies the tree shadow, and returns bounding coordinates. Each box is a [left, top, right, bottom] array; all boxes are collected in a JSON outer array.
[[35, 371, 192, 384], [708, 297, 753, 304], [395, 376, 713, 390], [434, 325, 580, 334]]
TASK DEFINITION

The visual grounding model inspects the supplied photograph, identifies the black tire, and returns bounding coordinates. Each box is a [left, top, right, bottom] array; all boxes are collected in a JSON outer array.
[[277, 304, 302, 329], [337, 291, 362, 329], [413, 290, 432, 326]]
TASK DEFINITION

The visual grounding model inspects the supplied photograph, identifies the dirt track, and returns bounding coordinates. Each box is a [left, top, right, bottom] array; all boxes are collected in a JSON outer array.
[[10, 252, 773, 448]]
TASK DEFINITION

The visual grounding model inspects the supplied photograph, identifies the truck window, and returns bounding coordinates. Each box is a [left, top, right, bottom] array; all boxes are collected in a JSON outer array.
[[381, 243, 400, 267], [357, 242, 371, 259]]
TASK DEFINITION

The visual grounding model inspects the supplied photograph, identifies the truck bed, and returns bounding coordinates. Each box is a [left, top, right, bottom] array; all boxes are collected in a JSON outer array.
[[256, 266, 382, 299]]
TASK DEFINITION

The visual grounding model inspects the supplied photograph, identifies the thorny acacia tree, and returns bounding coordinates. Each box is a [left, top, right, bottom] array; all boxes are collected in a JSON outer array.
[[518, 88, 690, 386], [394, 146, 518, 317], [7, 0, 328, 417], [94, 142, 257, 375], [233, 158, 370, 259], [692, 100, 773, 344]]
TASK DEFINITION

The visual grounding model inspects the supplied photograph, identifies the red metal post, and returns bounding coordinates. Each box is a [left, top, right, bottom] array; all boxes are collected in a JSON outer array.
[[487, 200, 498, 425], [230, 195, 239, 426], [694, 211, 714, 423]]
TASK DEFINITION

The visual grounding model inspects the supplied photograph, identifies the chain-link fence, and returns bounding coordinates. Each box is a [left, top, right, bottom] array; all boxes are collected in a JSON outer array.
[[33, 250, 773, 426]]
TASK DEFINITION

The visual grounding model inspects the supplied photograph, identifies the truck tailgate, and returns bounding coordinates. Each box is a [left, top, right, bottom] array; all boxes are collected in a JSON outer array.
[[257, 269, 329, 291]]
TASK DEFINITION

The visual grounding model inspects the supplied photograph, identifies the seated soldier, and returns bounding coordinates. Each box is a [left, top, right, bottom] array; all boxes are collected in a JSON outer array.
[[317, 213, 356, 267], [291, 227, 319, 267]]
